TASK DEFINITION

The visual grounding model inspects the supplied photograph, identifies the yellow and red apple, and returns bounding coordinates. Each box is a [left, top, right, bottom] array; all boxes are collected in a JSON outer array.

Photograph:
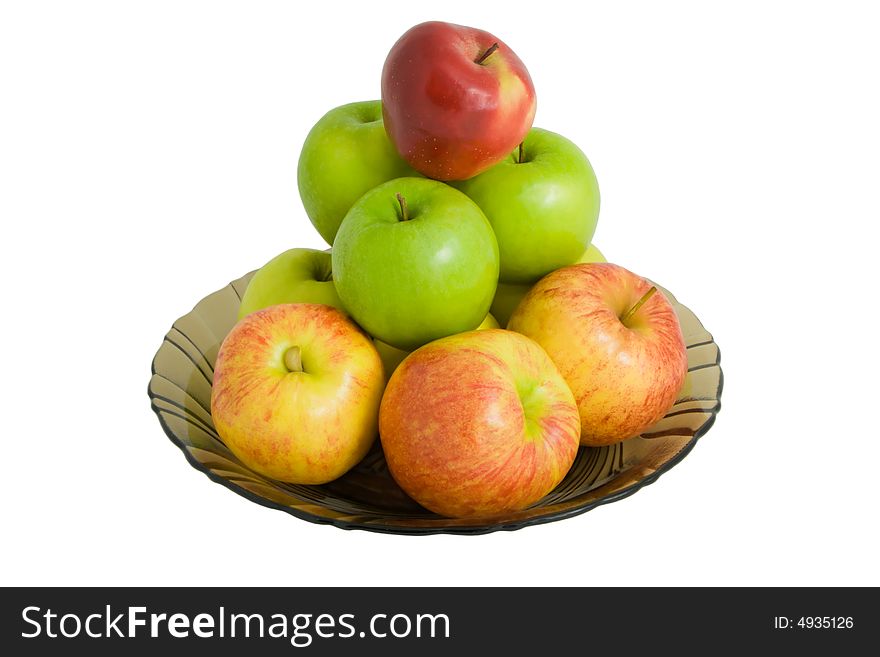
[[509, 263, 687, 446], [381, 21, 536, 181], [210, 303, 385, 484], [379, 329, 580, 518]]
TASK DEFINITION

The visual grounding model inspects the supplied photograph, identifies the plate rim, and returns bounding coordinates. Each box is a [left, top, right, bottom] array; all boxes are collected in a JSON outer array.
[[148, 276, 723, 536]]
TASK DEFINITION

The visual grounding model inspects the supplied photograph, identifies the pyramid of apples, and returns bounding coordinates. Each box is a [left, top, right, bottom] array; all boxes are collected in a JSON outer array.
[[210, 22, 688, 519]]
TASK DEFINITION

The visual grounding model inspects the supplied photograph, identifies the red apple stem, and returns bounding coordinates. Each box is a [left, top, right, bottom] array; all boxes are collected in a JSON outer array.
[[621, 286, 657, 325], [475, 42, 500, 65], [396, 193, 410, 221], [284, 346, 303, 373]]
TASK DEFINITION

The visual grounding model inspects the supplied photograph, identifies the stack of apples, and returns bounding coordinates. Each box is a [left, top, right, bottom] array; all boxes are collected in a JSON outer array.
[[210, 21, 688, 519]]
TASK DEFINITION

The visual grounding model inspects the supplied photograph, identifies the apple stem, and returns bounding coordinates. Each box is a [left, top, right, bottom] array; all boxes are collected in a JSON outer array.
[[396, 193, 410, 221], [475, 42, 499, 65], [621, 286, 657, 325], [518, 142, 524, 163], [284, 346, 303, 373]]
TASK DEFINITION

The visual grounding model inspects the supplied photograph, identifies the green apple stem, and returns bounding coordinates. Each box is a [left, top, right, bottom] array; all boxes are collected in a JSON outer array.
[[620, 286, 657, 325], [284, 346, 303, 373], [475, 42, 499, 65], [395, 193, 410, 221], [518, 142, 524, 163]]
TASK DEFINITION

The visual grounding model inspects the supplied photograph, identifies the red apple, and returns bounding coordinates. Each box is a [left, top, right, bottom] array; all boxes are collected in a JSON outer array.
[[379, 329, 580, 518], [508, 263, 688, 446], [381, 21, 537, 181], [210, 303, 385, 484]]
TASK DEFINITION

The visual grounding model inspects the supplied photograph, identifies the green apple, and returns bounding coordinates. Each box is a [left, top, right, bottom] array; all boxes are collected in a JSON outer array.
[[333, 177, 499, 351], [491, 243, 606, 327], [297, 100, 418, 245], [374, 313, 499, 380], [238, 248, 343, 320], [455, 127, 600, 284], [578, 243, 606, 265]]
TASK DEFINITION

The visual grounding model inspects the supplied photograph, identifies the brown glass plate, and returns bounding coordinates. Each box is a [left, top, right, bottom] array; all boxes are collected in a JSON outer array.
[[148, 272, 722, 535]]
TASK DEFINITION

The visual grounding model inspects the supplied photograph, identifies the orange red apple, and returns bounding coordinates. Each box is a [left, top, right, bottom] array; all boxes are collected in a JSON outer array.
[[210, 303, 384, 484], [509, 263, 687, 446], [379, 329, 580, 518]]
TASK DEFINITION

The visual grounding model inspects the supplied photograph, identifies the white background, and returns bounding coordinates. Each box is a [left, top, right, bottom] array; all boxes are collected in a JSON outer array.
[[1, 0, 878, 587]]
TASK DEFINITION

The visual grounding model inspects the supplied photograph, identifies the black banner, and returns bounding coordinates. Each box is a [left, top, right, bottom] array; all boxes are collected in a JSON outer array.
[[1, 587, 874, 654]]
